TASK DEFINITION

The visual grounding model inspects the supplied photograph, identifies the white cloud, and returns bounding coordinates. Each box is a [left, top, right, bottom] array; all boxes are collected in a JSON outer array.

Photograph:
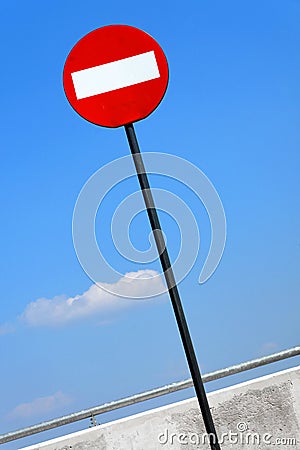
[[20, 270, 165, 327], [0, 323, 15, 336], [8, 391, 71, 420], [260, 342, 279, 354]]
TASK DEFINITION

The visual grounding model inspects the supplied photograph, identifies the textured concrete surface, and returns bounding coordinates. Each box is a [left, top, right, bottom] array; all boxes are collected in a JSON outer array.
[[21, 366, 300, 449]]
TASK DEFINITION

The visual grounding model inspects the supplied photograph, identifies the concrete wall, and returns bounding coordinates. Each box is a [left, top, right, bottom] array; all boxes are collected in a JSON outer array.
[[21, 366, 300, 450]]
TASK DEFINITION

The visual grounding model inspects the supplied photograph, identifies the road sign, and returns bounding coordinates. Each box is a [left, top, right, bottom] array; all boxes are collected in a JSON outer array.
[[63, 25, 169, 128], [63, 25, 221, 450]]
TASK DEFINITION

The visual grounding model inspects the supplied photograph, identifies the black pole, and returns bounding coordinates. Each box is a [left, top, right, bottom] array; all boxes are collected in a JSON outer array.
[[124, 123, 221, 450]]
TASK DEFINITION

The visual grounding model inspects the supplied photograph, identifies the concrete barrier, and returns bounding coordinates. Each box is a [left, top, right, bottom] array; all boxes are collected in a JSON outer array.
[[21, 366, 300, 449]]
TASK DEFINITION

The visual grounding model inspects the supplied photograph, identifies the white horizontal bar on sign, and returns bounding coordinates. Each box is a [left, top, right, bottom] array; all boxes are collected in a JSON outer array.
[[71, 51, 160, 100]]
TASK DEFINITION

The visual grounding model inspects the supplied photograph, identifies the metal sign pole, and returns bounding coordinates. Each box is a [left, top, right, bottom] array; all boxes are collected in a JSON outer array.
[[124, 123, 221, 450]]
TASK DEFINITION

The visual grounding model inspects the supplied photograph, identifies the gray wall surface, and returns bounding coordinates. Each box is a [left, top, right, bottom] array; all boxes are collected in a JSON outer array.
[[21, 366, 300, 450]]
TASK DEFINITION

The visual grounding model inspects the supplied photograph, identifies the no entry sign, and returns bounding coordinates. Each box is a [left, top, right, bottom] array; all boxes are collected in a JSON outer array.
[[63, 25, 169, 127], [63, 25, 221, 450]]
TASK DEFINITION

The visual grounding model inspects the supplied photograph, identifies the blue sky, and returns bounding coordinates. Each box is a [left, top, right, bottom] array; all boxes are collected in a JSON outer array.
[[1, 0, 299, 448]]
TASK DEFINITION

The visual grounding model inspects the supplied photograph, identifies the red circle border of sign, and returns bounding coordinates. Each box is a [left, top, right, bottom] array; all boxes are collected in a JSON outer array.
[[63, 25, 169, 128]]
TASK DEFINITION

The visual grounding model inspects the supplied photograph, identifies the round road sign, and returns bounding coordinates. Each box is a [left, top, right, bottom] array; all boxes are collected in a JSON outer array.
[[63, 25, 169, 128]]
